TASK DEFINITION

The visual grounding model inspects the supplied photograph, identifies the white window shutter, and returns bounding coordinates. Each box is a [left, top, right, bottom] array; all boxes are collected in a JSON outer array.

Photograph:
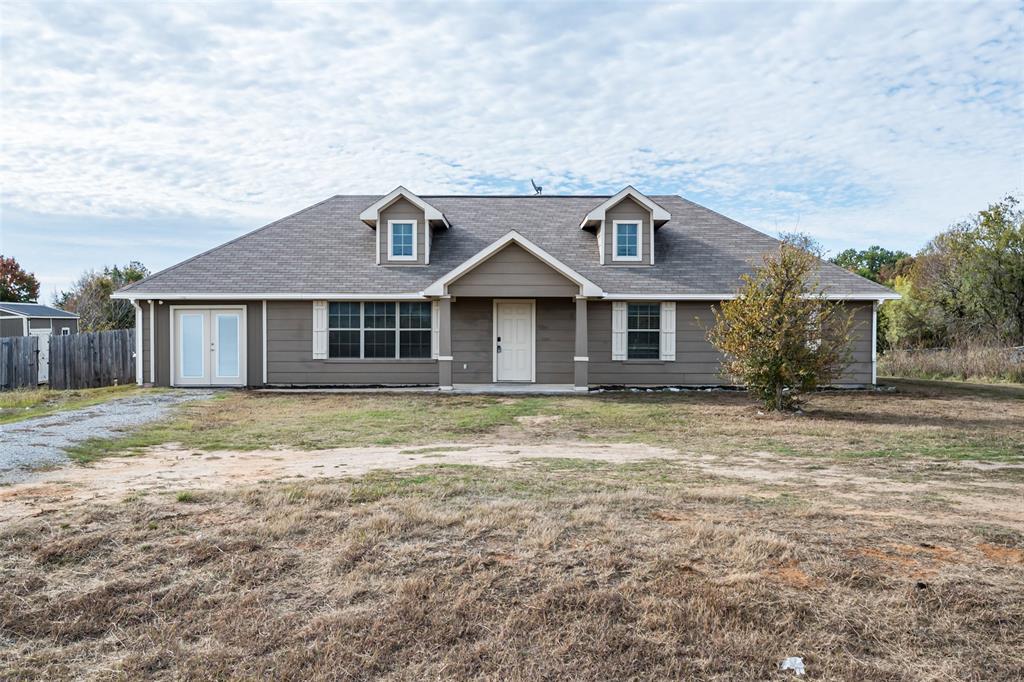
[[660, 302, 676, 361], [431, 300, 440, 359], [312, 300, 328, 359], [611, 301, 627, 360]]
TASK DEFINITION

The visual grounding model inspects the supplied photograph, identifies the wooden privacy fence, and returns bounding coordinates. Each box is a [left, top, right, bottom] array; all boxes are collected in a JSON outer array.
[[0, 336, 39, 390], [49, 329, 136, 390]]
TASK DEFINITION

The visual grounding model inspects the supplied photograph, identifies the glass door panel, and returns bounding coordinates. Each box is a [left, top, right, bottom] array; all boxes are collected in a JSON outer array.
[[180, 311, 205, 376], [214, 313, 240, 380]]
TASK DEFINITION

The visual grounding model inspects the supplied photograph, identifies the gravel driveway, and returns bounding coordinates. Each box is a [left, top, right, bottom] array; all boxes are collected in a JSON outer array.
[[0, 390, 214, 484]]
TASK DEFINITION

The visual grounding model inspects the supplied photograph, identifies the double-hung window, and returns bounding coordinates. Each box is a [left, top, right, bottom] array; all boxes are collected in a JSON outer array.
[[613, 221, 641, 261], [327, 302, 431, 359], [388, 220, 416, 261], [627, 303, 660, 359]]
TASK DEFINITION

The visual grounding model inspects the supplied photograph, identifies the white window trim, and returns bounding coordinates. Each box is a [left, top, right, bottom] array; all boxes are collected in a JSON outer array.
[[625, 302, 660, 359], [612, 220, 643, 262], [325, 301, 433, 360], [387, 220, 418, 262], [61, 326, 71, 335]]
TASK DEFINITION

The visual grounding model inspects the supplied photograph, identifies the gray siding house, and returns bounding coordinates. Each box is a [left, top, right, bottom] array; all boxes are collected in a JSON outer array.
[[112, 186, 897, 390], [0, 302, 79, 337]]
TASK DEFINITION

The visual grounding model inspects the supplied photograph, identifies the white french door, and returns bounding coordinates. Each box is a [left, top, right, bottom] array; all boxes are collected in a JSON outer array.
[[494, 300, 535, 382], [173, 308, 245, 386]]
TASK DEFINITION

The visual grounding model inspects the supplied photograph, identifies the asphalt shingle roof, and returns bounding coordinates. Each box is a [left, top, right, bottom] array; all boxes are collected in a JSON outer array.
[[0, 302, 79, 318], [117, 195, 895, 299]]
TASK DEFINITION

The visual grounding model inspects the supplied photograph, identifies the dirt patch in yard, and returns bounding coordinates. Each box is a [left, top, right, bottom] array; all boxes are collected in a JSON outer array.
[[0, 442, 675, 521]]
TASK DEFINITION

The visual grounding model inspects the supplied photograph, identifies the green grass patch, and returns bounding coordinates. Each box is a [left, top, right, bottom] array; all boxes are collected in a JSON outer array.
[[0, 385, 156, 425], [60, 388, 1024, 465]]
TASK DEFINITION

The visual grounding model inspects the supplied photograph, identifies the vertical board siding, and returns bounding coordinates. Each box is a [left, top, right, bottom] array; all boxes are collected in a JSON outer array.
[[47, 329, 135, 390], [0, 336, 39, 389]]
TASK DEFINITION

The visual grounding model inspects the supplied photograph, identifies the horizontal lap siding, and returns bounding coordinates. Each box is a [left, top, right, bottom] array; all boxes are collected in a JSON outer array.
[[452, 298, 491, 383], [0, 318, 23, 337], [267, 301, 437, 385], [452, 298, 574, 384], [379, 197, 426, 266], [448, 244, 578, 297], [143, 300, 263, 387], [604, 196, 652, 266], [588, 301, 728, 385], [588, 301, 874, 387], [838, 302, 873, 385], [536, 299, 574, 383]]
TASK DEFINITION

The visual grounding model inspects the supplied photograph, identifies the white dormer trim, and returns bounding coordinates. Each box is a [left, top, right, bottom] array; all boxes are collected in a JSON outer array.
[[422, 230, 605, 298], [579, 185, 670, 228], [360, 186, 449, 228]]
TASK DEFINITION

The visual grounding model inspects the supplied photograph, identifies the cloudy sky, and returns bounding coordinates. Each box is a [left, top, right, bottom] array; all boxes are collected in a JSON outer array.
[[1, 1, 1021, 301]]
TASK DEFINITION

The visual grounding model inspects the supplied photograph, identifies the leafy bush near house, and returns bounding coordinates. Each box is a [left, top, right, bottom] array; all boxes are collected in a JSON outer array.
[[708, 237, 854, 411]]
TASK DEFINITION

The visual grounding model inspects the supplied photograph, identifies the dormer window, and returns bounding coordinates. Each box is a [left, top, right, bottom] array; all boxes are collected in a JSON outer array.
[[580, 186, 671, 266], [361, 187, 449, 266], [388, 220, 417, 261], [613, 221, 641, 261]]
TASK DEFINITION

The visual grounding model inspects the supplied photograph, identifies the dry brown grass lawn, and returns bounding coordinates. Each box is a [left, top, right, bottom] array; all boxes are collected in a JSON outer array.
[[2, 382, 1023, 680]]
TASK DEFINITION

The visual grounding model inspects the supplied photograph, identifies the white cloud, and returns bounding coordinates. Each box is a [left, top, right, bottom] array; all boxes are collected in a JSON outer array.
[[1, 0, 1021, 296]]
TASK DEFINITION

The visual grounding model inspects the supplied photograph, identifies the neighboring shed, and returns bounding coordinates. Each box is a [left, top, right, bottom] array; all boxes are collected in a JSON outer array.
[[0, 302, 80, 337]]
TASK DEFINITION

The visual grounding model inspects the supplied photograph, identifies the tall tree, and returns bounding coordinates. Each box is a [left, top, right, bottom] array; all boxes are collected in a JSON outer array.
[[708, 236, 854, 411], [830, 246, 911, 283], [55, 262, 149, 331], [914, 196, 1024, 345], [0, 255, 41, 302]]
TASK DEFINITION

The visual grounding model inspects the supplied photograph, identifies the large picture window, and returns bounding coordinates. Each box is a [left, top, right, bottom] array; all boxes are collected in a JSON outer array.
[[627, 303, 660, 359], [328, 302, 432, 359]]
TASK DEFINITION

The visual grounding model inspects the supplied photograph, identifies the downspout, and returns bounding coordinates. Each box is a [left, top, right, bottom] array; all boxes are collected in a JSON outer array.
[[149, 300, 155, 384], [872, 300, 879, 386]]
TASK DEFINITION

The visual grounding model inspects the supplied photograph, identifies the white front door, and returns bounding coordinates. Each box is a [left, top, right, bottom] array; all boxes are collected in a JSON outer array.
[[30, 329, 50, 384], [495, 300, 534, 382], [173, 308, 245, 386]]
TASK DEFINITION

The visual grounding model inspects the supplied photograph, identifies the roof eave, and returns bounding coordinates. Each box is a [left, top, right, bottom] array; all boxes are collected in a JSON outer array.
[[359, 186, 450, 228], [579, 185, 671, 228]]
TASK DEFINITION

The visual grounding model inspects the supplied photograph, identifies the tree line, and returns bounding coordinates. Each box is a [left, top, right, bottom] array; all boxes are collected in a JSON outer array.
[[0, 257, 149, 331], [830, 195, 1023, 349]]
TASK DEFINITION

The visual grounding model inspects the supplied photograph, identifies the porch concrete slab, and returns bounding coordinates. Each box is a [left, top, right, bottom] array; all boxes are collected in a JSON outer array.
[[452, 383, 580, 395], [257, 384, 584, 395]]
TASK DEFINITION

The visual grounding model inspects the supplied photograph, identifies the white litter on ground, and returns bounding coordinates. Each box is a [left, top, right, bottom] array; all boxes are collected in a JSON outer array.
[[780, 657, 806, 676]]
